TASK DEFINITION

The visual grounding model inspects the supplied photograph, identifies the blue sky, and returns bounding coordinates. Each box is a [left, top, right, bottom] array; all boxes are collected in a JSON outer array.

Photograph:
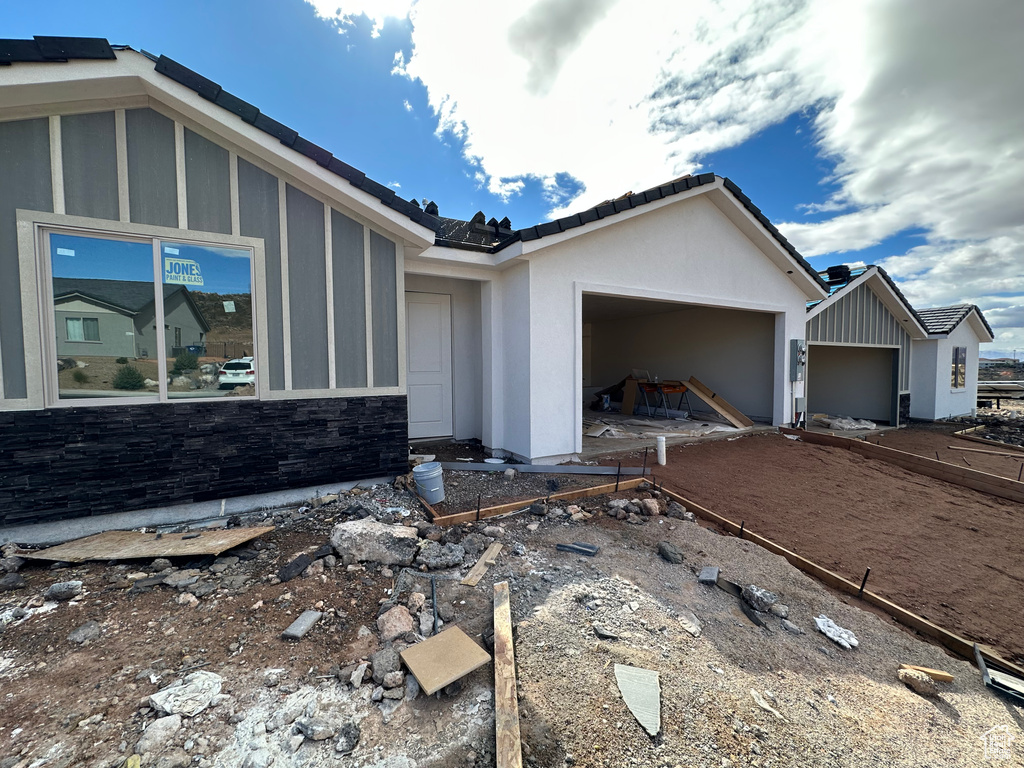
[[10, 1, 1024, 354]]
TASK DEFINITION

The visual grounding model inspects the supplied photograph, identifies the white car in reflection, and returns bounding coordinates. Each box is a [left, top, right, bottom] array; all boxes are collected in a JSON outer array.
[[218, 356, 255, 389]]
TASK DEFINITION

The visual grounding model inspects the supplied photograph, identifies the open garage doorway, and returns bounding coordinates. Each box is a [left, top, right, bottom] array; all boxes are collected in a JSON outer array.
[[806, 344, 898, 425], [581, 293, 777, 430]]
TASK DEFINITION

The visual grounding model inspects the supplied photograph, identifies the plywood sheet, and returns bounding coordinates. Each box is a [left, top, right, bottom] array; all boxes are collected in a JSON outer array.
[[686, 376, 754, 428], [400, 626, 491, 696], [22, 527, 274, 563]]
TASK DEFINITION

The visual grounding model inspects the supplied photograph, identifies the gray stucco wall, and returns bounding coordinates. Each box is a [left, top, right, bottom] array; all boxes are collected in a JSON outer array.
[[163, 291, 207, 353]]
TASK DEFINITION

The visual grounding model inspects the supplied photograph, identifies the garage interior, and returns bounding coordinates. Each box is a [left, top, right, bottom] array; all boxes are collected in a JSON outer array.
[[805, 344, 898, 425], [581, 293, 776, 424]]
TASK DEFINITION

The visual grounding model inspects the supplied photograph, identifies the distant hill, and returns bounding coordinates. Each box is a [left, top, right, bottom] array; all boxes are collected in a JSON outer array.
[[190, 291, 253, 343]]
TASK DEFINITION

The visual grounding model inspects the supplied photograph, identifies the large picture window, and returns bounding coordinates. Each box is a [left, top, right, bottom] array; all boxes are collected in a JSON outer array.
[[951, 346, 967, 389], [46, 229, 256, 403]]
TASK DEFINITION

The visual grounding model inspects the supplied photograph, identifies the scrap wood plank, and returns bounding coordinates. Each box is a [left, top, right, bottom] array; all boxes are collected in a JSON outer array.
[[952, 431, 1024, 453], [438, 462, 648, 476], [21, 526, 275, 563], [430, 476, 647, 527], [899, 664, 954, 682], [780, 428, 1024, 504], [461, 542, 504, 586], [493, 581, 522, 768], [685, 376, 754, 428], [657, 484, 1024, 680], [947, 445, 1024, 459]]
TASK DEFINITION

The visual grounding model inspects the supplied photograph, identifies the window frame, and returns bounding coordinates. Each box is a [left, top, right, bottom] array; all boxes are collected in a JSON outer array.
[[17, 210, 266, 410], [65, 316, 101, 343], [950, 346, 967, 390]]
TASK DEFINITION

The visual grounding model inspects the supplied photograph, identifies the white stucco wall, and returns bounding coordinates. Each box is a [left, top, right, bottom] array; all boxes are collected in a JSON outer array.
[[911, 321, 981, 420], [404, 274, 482, 441], [522, 194, 811, 461], [587, 304, 776, 420]]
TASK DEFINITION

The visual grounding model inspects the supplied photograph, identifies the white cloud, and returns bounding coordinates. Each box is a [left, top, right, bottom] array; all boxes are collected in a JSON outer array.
[[310, 0, 1024, 351], [387, 181, 402, 189], [402, 99, 413, 112]]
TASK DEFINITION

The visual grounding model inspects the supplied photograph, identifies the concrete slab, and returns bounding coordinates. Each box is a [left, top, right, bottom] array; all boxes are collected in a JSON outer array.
[[281, 610, 323, 641], [614, 664, 661, 736]]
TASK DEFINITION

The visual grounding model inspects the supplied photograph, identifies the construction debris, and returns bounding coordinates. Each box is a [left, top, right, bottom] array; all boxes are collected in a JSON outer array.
[[898, 668, 939, 696], [493, 581, 523, 768], [460, 541, 504, 586], [148, 671, 223, 717], [815, 614, 859, 649], [281, 610, 323, 641], [22, 526, 274, 563], [614, 664, 661, 736], [399, 626, 491, 696], [555, 542, 600, 557], [899, 664, 953, 682]]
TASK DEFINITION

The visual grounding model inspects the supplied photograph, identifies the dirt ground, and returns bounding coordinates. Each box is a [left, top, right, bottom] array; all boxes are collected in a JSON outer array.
[[617, 428, 1024, 664], [2, 477, 1023, 768]]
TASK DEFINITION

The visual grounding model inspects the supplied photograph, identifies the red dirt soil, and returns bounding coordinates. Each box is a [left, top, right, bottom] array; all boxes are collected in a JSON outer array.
[[619, 429, 1024, 664]]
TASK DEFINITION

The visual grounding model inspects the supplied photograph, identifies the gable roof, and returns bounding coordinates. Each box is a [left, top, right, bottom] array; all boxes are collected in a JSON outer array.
[[0, 36, 440, 235], [806, 264, 930, 339], [917, 304, 994, 340], [53, 277, 211, 332]]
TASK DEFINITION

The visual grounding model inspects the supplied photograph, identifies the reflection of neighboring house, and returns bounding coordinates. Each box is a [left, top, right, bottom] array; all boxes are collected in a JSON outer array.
[[53, 278, 210, 358], [979, 357, 1017, 368]]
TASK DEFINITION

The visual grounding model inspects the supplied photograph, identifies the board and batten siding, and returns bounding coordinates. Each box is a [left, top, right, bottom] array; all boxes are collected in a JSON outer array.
[[0, 107, 401, 405], [806, 282, 912, 392]]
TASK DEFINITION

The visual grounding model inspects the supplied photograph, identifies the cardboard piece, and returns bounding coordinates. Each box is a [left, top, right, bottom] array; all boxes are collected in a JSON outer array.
[[400, 626, 491, 696]]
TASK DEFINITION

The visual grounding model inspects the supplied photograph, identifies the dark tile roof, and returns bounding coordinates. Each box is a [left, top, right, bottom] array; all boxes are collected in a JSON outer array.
[[0, 36, 439, 233], [435, 174, 827, 290], [917, 304, 994, 337], [54, 278, 210, 331], [806, 263, 928, 331]]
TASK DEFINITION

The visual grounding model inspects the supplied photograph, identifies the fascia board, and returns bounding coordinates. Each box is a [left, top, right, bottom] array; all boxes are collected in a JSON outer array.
[[410, 244, 524, 272], [0, 53, 436, 250], [966, 309, 995, 342]]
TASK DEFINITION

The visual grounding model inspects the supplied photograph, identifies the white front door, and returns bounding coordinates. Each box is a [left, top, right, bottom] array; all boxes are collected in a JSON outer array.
[[406, 292, 453, 439]]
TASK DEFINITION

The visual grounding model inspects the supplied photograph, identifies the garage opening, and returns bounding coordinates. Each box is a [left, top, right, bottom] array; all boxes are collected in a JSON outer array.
[[581, 293, 776, 438], [806, 344, 898, 425]]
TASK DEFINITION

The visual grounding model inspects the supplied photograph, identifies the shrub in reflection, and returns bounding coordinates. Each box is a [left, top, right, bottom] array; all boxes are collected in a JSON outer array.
[[113, 365, 146, 390]]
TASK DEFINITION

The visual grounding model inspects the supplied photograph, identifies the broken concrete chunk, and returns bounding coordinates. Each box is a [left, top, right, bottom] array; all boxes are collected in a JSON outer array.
[[330, 518, 420, 566], [149, 671, 223, 717], [592, 623, 620, 640], [781, 619, 805, 635], [657, 542, 684, 564], [678, 609, 702, 638], [0, 556, 24, 573], [334, 722, 361, 754], [741, 584, 778, 613], [814, 614, 858, 649], [407, 592, 426, 613], [371, 647, 400, 685], [898, 668, 938, 697], [45, 580, 83, 601], [614, 664, 661, 736], [281, 610, 323, 641], [349, 662, 370, 689], [460, 533, 492, 557], [769, 603, 789, 619], [277, 554, 313, 583], [68, 620, 101, 644], [482, 526, 504, 538], [135, 713, 182, 755], [697, 566, 720, 585], [751, 689, 788, 722], [382, 670, 405, 689], [415, 541, 466, 570], [0, 573, 26, 591], [377, 605, 415, 642], [295, 717, 337, 741]]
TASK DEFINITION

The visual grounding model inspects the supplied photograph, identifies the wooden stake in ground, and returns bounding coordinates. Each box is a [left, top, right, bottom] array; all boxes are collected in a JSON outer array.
[[494, 581, 522, 768]]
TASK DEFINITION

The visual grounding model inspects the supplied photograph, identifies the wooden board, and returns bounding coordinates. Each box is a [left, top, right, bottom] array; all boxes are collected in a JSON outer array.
[[621, 379, 639, 417], [21, 526, 274, 563], [780, 428, 1024, 504], [658, 483, 1024, 679], [461, 542, 504, 587], [493, 581, 523, 768], [685, 376, 754, 428], [953, 431, 1024, 453], [899, 664, 954, 682], [948, 445, 1024, 459], [399, 626, 491, 696], [431, 476, 647, 527], [438, 462, 648, 475]]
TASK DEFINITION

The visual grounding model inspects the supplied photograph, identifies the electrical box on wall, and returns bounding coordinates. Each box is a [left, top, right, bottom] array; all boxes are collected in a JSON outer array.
[[790, 338, 807, 382]]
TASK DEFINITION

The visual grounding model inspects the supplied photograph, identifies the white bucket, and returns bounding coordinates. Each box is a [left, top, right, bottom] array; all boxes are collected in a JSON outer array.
[[412, 461, 445, 504]]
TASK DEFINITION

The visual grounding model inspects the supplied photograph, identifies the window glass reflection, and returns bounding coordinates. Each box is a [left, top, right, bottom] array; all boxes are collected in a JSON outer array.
[[161, 242, 255, 398], [50, 233, 159, 399]]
